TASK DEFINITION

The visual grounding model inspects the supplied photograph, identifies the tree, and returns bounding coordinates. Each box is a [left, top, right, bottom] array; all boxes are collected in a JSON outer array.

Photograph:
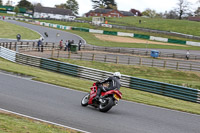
[[55, 3, 67, 9], [66, 0, 79, 15], [164, 10, 179, 19], [175, 0, 191, 20], [142, 8, 157, 18], [14, 6, 20, 15], [194, 7, 200, 16], [0, 0, 3, 6], [17, 0, 33, 10], [91, 0, 117, 9]]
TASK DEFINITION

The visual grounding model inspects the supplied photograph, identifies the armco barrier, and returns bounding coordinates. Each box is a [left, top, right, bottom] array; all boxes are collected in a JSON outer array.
[[103, 31, 117, 36], [168, 39, 186, 45], [0, 46, 200, 103], [134, 34, 150, 39]]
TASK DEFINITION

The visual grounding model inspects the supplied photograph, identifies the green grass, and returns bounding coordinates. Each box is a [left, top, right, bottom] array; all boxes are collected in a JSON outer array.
[[78, 16, 200, 37], [0, 20, 40, 40], [57, 58, 200, 90], [0, 12, 14, 16], [0, 57, 200, 115], [37, 19, 200, 42], [0, 112, 78, 133], [67, 30, 200, 50]]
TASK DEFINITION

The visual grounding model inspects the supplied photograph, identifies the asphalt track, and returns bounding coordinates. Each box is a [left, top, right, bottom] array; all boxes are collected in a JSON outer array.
[[1, 19, 200, 55], [0, 72, 200, 133], [0, 19, 86, 44]]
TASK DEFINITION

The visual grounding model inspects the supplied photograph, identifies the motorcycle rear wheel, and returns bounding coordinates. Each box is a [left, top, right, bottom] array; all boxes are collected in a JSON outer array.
[[99, 97, 113, 112], [81, 93, 90, 106]]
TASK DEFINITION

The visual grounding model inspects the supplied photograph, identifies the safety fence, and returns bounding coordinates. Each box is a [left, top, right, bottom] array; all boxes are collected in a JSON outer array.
[[6, 17, 200, 47], [0, 46, 200, 103], [1, 41, 200, 72], [1, 41, 200, 60]]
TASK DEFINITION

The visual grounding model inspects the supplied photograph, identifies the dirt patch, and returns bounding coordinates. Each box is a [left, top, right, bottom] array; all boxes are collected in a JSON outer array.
[[94, 34, 188, 47]]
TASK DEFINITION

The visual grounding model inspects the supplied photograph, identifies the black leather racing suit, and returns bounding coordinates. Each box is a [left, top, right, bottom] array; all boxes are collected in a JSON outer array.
[[96, 76, 121, 98]]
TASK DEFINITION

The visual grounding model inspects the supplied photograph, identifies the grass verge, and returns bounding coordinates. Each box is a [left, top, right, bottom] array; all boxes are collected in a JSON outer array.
[[78, 16, 200, 37], [0, 111, 78, 133], [67, 30, 200, 50], [36, 19, 200, 42], [57, 58, 200, 90], [0, 57, 200, 115], [0, 20, 40, 40]]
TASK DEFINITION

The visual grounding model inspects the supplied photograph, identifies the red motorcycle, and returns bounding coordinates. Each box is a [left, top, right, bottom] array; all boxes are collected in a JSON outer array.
[[81, 82, 122, 112]]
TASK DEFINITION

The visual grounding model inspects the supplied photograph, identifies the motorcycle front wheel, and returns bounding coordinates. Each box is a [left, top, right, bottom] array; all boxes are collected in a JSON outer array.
[[99, 97, 114, 112], [81, 93, 90, 106]]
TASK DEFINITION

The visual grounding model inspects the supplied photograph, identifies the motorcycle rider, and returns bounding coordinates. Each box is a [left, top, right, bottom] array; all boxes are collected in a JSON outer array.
[[94, 72, 121, 100]]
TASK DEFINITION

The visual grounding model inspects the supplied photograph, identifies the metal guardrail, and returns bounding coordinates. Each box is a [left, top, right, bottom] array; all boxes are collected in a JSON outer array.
[[0, 46, 200, 103], [1, 41, 200, 72], [1, 41, 200, 60]]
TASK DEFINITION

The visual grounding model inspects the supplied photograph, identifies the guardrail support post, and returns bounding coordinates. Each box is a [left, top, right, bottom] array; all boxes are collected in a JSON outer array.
[[104, 55, 107, 62]]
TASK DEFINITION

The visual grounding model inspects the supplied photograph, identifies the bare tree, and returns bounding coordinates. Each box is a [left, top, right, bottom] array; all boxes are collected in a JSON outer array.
[[175, 0, 192, 19]]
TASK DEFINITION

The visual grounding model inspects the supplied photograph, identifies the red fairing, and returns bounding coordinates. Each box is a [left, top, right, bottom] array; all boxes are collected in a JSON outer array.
[[101, 90, 122, 99]]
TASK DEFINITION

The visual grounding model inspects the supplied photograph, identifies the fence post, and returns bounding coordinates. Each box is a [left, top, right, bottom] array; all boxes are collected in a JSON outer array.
[[104, 55, 107, 62], [152, 59, 154, 67], [51, 48, 54, 58], [139, 57, 142, 65], [119, 48, 121, 53], [92, 54, 95, 61], [132, 50, 134, 55], [190, 64, 192, 71], [116, 56, 119, 64], [128, 57, 130, 64], [57, 50, 60, 58], [176, 62, 179, 70], [163, 61, 166, 68], [80, 52, 83, 60], [68, 52, 71, 59]]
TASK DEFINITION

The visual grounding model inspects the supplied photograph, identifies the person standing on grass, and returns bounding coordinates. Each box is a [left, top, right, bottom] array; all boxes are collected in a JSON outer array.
[[78, 40, 82, 51], [186, 50, 190, 60], [64, 40, 68, 51], [68, 40, 71, 51], [37, 39, 41, 52], [59, 39, 63, 50]]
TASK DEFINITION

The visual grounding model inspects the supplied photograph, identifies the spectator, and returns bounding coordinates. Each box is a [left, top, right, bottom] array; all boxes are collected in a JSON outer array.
[[64, 40, 68, 51], [3, 16, 5, 20], [59, 39, 63, 50], [37, 39, 41, 51], [68, 40, 71, 51], [16, 34, 21, 42], [78, 40, 82, 51], [41, 38, 44, 52], [186, 50, 190, 60]]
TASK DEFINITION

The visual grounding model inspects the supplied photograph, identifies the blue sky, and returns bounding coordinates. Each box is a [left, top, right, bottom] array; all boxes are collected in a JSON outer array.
[[6, 0, 200, 15]]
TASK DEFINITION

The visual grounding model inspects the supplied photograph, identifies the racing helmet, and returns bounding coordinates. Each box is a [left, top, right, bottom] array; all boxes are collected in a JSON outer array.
[[113, 72, 121, 79]]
